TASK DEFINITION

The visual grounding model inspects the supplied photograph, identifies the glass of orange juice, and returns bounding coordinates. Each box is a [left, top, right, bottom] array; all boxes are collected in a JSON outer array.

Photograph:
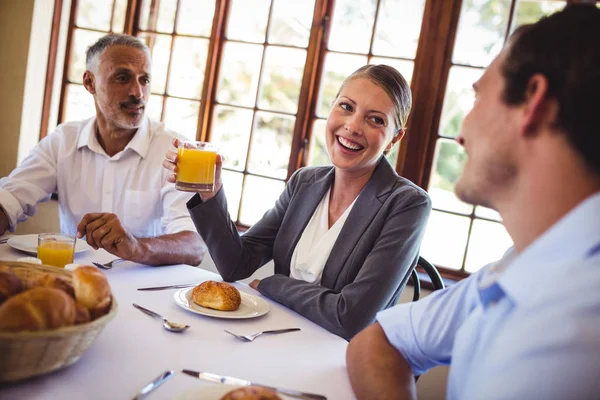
[[37, 233, 76, 268], [176, 141, 218, 192]]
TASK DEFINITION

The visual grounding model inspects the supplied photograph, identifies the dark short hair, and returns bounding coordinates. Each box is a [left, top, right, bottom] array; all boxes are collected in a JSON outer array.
[[85, 34, 149, 70], [502, 4, 600, 175], [336, 64, 412, 133]]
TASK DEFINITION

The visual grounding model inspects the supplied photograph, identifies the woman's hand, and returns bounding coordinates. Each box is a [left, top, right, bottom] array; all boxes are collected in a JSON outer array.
[[162, 138, 224, 201]]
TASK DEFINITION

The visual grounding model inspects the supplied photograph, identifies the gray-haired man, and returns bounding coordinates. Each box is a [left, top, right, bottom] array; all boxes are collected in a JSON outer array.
[[0, 34, 206, 266]]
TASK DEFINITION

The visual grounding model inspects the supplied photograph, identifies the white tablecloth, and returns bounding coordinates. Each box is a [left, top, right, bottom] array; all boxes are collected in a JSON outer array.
[[0, 236, 355, 400]]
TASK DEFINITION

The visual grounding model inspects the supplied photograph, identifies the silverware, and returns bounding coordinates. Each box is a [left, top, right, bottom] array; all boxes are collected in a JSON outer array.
[[132, 370, 174, 400], [92, 258, 125, 270], [137, 283, 197, 291], [224, 328, 301, 342], [132, 303, 190, 333], [181, 369, 327, 400], [0, 238, 9, 244]]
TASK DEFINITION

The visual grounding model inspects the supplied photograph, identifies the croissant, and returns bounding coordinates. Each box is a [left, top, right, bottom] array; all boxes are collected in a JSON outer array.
[[0, 287, 77, 332], [72, 266, 112, 318], [192, 280, 241, 311], [0, 265, 23, 304], [220, 386, 282, 400], [27, 272, 75, 298]]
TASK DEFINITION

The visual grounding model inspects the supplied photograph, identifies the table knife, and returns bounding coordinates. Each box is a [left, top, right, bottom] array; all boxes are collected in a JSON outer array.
[[181, 369, 327, 400], [132, 370, 174, 399], [137, 284, 197, 291]]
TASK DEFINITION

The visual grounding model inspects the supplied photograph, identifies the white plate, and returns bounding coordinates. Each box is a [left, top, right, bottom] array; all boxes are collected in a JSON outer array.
[[7, 234, 92, 255], [174, 385, 293, 400], [174, 286, 269, 319]]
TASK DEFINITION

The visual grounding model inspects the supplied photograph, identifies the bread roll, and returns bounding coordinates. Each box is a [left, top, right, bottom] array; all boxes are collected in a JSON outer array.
[[0, 265, 23, 304], [74, 301, 91, 324], [0, 287, 77, 332], [28, 272, 75, 298], [72, 266, 112, 318], [192, 280, 241, 311], [220, 386, 282, 400]]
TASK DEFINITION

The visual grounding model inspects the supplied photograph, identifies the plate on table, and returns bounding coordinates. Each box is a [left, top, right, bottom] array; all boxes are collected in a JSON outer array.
[[7, 234, 92, 255], [174, 287, 269, 319], [174, 385, 293, 400]]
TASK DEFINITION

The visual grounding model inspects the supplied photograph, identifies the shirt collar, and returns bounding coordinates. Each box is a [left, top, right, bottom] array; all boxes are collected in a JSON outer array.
[[77, 116, 151, 159], [497, 191, 600, 305]]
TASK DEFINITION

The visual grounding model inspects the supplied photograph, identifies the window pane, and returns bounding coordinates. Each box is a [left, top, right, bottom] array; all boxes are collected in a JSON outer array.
[[211, 105, 254, 171], [216, 42, 263, 108], [328, 0, 377, 53], [176, 0, 216, 37], [475, 205, 502, 221], [139, 33, 172, 95], [452, 0, 511, 67], [221, 169, 244, 222], [138, 0, 177, 33], [227, 0, 271, 43], [420, 211, 470, 270], [163, 97, 199, 140], [465, 219, 513, 272], [64, 84, 95, 123], [510, 0, 565, 32], [257, 47, 306, 114], [369, 57, 414, 85], [168, 37, 209, 100], [112, 0, 128, 33], [429, 139, 473, 215], [317, 53, 367, 118], [439, 66, 483, 138], [69, 29, 105, 83], [239, 175, 285, 226], [76, 0, 113, 31], [268, 0, 315, 47], [247, 112, 295, 179], [372, 0, 426, 59], [146, 94, 163, 122], [307, 119, 330, 167]]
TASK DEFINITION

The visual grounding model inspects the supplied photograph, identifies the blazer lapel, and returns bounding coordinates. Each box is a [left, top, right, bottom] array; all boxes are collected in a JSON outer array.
[[321, 158, 399, 288], [281, 168, 335, 274]]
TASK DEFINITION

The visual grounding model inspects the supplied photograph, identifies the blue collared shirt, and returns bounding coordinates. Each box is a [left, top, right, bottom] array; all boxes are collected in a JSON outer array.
[[378, 192, 600, 400]]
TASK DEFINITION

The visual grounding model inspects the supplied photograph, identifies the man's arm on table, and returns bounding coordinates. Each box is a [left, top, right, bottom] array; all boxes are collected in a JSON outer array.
[[347, 322, 416, 400], [346, 271, 483, 399], [77, 212, 206, 266]]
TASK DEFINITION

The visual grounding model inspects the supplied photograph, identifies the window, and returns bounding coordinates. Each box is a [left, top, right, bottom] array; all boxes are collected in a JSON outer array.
[[46, 0, 578, 279]]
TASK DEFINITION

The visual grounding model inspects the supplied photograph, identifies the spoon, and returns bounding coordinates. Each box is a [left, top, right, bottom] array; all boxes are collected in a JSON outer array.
[[132, 303, 190, 333]]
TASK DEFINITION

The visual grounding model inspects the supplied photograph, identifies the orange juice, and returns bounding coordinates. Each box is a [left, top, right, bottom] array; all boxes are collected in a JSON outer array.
[[176, 144, 217, 192], [38, 241, 75, 268]]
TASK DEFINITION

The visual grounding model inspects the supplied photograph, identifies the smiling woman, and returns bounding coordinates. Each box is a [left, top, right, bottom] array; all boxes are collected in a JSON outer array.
[[167, 64, 432, 340]]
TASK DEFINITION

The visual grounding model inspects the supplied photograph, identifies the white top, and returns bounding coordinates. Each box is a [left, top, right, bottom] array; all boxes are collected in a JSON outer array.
[[290, 188, 357, 284], [0, 116, 196, 238], [0, 244, 354, 400]]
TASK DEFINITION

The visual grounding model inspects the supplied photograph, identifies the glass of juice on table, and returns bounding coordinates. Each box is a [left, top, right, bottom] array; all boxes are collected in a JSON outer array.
[[37, 233, 76, 268], [176, 141, 218, 192]]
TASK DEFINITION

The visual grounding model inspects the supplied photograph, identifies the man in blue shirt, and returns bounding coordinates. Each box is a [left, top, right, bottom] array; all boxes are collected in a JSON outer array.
[[346, 5, 600, 400]]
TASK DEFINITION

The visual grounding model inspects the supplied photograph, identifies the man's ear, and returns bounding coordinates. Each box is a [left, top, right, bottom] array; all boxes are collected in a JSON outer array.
[[521, 74, 554, 136], [83, 70, 95, 95], [385, 129, 405, 152]]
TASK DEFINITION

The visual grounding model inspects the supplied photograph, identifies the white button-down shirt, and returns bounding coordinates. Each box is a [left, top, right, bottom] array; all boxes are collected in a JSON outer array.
[[0, 116, 196, 238], [377, 191, 600, 400]]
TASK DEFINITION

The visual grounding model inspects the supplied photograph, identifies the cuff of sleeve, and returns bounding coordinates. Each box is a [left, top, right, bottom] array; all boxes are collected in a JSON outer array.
[[0, 189, 22, 231], [186, 193, 203, 210]]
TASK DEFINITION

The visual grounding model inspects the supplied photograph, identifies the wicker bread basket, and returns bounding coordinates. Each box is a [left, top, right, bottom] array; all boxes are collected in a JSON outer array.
[[0, 261, 117, 383]]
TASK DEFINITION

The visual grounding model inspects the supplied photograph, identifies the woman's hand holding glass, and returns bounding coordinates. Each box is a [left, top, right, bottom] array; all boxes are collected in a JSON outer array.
[[163, 138, 223, 201]]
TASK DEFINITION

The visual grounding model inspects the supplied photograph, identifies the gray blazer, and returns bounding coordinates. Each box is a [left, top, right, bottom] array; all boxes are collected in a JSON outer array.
[[188, 158, 431, 340]]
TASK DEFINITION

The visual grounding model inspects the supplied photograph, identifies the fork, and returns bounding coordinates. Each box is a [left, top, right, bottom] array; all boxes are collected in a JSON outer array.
[[224, 328, 301, 342], [92, 258, 125, 270]]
